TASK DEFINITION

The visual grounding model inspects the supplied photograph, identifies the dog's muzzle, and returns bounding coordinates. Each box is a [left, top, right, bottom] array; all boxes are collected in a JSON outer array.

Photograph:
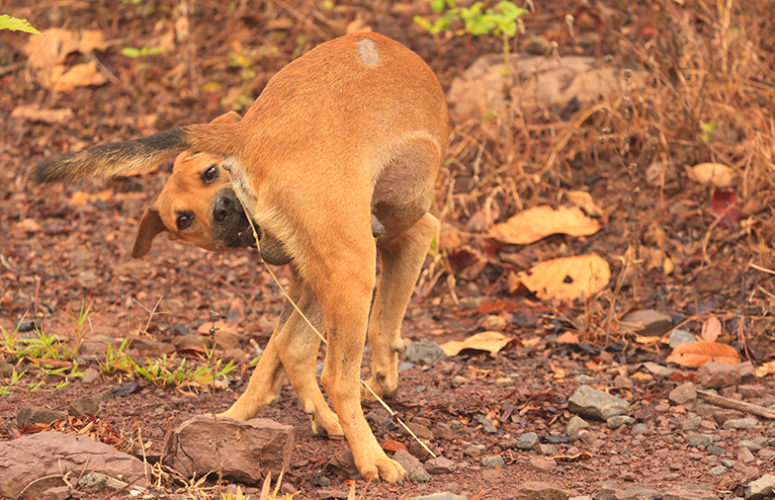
[[212, 188, 259, 248]]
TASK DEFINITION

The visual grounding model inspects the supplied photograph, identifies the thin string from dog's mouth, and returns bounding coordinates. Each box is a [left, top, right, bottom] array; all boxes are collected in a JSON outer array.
[[227, 173, 436, 459]]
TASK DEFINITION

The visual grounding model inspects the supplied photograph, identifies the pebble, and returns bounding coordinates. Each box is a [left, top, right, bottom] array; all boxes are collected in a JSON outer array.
[[528, 455, 556, 472], [568, 385, 630, 420], [723, 417, 758, 430], [669, 328, 696, 347], [607, 415, 635, 429], [424, 456, 457, 474], [405, 340, 448, 365], [721, 459, 737, 467], [495, 377, 512, 388], [409, 467, 432, 483], [631, 423, 649, 436], [462, 444, 486, 458], [481, 455, 504, 468], [524, 35, 550, 55], [707, 445, 725, 455], [479, 314, 507, 331], [744, 473, 775, 500], [566, 416, 589, 438], [516, 432, 539, 450], [536, 443, 557, 455], [708, 465, 727, 476], [767, 422, 775, 437], [687, 433, 714, 447], [680, 415, 702, 431], [474, 415, 498, 434], [738, 446, 755, 464], [739, 438, 767, 452], [450, 375, 467, 387], [698, 361, 754, 388], [17, 406, 68, 426], [669, 382, 698, 405], [68, 396, 100, 417]]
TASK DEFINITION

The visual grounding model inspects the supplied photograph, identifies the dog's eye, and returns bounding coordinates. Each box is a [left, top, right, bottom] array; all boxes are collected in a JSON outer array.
[[176, 212, 194, 230], [202, 164, 219, 183]]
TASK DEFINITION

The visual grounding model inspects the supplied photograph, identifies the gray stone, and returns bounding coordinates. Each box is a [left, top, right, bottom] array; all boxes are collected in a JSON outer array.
[[739, 438, 767, 452], [566, 416, 589, 437], [721, 459, 737, 467], [707, 445, 725, 455], [620, 309, 673, 336], [745, 474, 775, 499], [517, 432, 540, 450], [17, 406, 67, 426], [69, 395, 100, 417], [708, 465, 727, 476], [0, 431, 146, 499], [481, 455, 504, 468], [767, 422, 775, 437], [393, 449, 423, 474], [631, 423, 649, 436], [738, 446, 756, 464], [568, 385, 630, 420], [669, 328, 696, 347], [404, 421, 434, 441], [642, 361, 675, 378], [408, 466, 432, 483], [607, 415, 635, 429], [737, 384, 764, 399], [409, 493, 467, 500], [681, 415, 703, 431], [450, 375, 467, 387], [405, 340, 448, 365], [462, 443, 486, 458], [663, 483, 720, 500], [537, 443, 558, 455], [163, 416, 293, 483], [723, 417, 758, 430], [512, 481, 571, 499], [669, 382, 698, 405], [687, 433, 714, 447], [424, 456, 458, 474]]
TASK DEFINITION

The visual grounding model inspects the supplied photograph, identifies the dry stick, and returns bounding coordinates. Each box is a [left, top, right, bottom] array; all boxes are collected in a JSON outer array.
[[697, 390, 775, 420], [229, 180, 437, 459]]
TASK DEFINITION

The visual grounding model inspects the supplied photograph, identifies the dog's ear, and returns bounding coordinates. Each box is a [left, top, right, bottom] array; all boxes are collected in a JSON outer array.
[[210, 111, 241, 125], [131, 208, 167, 258]]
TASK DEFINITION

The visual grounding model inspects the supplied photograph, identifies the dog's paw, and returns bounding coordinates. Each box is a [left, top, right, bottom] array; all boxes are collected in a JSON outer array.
[[358, 456, 407, 483], [361, 375, 398, 402], [310, 412, 344, 440]]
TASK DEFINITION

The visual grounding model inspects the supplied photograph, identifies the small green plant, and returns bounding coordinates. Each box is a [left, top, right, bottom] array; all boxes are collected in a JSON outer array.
[[0, 15, 40, 34], [120, 46, 165, 58], [0, 368, 26, 396], [134, 351, 234, 390], [415, 1, 527, 60], [65, 301, 92, 360], [700, 121, 718, 144], [101, 338, 135, 376]]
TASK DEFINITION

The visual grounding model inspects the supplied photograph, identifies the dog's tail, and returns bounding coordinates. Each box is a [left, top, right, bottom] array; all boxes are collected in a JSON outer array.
[[32, 123, 240, 184]]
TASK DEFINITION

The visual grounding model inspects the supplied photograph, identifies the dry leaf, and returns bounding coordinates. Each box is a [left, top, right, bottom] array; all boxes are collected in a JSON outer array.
[[755, 360, 775, 377], [23, 28, 108, 92], [70, 188, 114, 206], [440, 331, 518, 357], [700, 317, 722, 343], [518, 254, 610, 300], [489, 205, 601, 245], [686, 162, 735, 188], [555, 331, 580, 343], [11, 104, 74, 124], [666, 341, 741, 368], [565, 190, 602, 216]]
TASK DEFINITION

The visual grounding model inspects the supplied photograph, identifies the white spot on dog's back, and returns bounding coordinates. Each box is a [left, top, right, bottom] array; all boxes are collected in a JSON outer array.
[[357, 39, 380, 66]]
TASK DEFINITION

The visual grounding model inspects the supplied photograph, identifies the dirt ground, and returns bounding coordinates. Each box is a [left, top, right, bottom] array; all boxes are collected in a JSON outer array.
[[2, 1, 775, 499]]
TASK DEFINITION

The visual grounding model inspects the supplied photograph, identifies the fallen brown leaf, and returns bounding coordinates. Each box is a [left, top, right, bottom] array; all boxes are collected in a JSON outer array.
[[489, 205, 601, 245], [755, 360, 775, 377], [518, 254, 611, 300], [686, 162, 735, 188], [666, 341, 741, 368], [441, 331, 518, 357]]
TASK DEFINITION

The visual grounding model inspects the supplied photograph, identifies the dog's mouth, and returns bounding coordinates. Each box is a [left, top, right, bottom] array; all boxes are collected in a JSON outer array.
[[228, 213, 260, 248]]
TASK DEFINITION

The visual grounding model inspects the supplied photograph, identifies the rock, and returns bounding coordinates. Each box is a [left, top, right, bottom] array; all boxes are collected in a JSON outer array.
[[738, 446, 756, 464], [462, 443, 486, 458], [512, 481, 571, 499], [405, 340, 448, 365], [669, 382, 698, 405], [69, 395, 100, 417], [17, 406, 67, 426], [404, 421, 434, 441], [536, 443, 558, 455], [517, 432, 540, 450], [613, 374, 633, 389], [662, 483, 720, 499], [450, 375, 467, 387], [739, 438, 767, 452], [409, 493, 467, 500], [568, 385, 630, 420], [706, 445, 725, 455], [82, 366, 100, 384], [0, 359, 14, 378], [528, 456, 556, 472], [642, 361, 675, 378], [425, 456, 458, 474], [409, 466, 432, 483], [474, 415, 498, 434], [631, 423, 649, 436], [737, 384, 763, 399], [479, 314, 507, 330], [606, 416, 635, 429], [687, 433, 714, 447], [127, 336, 176, 354], [767, 422, 775, 437], [620, 309, 673, 336], [596, 484, 663, 500], [699, 361, 754, 388], [708, 465, 727, 476], [327, 449, 359, 479], [745, 474, 775, 500], [495, 376, 513, 388], [163, 416, 293, 483], [566, 416, 589, 437], [696, 404, 744, 424], [393, 449, 423, 473], [669, 329, 697, 347], [481, 455, 504, 468], [681, 416, 702, 431], [723, 417, 758, 430], [524, 35, 550, 55], [0, 431, 146, 499]]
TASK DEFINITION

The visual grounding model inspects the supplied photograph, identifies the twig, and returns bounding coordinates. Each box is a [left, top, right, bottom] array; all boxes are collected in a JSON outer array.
[[697, 389, 775, 420]]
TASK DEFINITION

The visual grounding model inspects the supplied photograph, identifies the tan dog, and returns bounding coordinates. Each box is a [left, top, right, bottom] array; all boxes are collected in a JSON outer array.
[[33, 32, 448, 482]]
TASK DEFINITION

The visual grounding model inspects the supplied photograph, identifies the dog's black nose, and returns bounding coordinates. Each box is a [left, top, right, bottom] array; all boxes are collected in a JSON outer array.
[[213, 196, 234, 223]]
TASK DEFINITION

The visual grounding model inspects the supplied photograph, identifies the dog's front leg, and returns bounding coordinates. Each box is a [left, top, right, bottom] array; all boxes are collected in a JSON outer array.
[[312, 237, 406, 483]]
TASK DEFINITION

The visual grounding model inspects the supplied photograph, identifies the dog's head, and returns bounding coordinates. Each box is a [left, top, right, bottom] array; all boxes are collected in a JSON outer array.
[[131, 111, 257, 258]]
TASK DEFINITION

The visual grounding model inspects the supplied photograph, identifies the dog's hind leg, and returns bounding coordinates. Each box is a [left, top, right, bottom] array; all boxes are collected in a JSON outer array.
[[363, 212, 440, 400]]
